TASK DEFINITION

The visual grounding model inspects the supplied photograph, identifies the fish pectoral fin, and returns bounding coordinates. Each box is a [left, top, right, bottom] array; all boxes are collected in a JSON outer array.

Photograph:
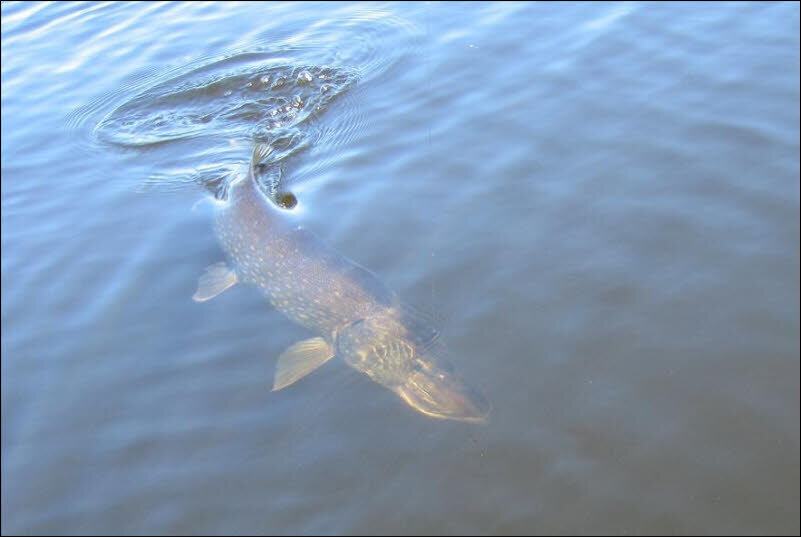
[[192, 262, 238, 302], [272, 337, 335, 391]]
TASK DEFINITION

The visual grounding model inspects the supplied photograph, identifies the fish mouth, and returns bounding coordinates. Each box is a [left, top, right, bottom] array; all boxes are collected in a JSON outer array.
[[394, 368, 491, 424]]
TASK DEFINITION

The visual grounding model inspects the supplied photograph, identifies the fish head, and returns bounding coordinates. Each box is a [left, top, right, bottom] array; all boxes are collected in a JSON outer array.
[[394, 351, 491, 424], [337, 316, 490, 423]]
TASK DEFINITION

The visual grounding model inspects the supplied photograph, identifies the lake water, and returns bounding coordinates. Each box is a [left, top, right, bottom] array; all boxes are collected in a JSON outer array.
[[2, 1, 799, 534]]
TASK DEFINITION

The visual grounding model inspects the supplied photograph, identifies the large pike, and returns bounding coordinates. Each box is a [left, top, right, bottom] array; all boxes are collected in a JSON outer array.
[[194, 144, 490, 423]]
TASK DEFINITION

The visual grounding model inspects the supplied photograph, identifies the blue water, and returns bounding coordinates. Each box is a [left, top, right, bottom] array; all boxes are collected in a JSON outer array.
[[2, 2, 799, 534]]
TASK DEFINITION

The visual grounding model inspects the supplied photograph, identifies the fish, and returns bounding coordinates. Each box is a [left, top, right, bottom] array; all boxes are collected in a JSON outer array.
[[193, 144, 490, 423]]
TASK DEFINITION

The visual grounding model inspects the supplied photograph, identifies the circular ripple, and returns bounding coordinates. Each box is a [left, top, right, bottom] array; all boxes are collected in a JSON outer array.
[[69, 7, 421, 197]]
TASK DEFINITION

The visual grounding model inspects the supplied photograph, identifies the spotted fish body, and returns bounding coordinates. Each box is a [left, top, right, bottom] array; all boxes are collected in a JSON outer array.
[[194, 145, 489, 423]]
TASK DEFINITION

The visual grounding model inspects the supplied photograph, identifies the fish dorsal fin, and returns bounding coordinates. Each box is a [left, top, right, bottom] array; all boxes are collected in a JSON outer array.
[[192, 262, 238, 302], [250, 143, 273, 175], [272, 337, 335, 391]]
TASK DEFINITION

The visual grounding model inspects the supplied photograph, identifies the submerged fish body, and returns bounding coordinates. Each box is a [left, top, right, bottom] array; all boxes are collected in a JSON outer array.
[[194, 145, 489, 423]]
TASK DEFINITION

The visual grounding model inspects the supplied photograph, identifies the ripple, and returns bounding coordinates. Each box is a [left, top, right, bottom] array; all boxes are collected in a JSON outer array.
[[95, 56, 358, 150], [68, 7, 421, 198]]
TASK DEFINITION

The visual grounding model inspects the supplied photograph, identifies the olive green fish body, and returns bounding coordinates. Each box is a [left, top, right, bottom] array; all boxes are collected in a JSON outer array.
[[194, 145, 489, 423], [216, 177, 393, 336]]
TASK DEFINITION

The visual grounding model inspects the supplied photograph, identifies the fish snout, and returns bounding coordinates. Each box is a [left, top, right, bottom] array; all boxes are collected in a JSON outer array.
[[395, 365, 490, 424]]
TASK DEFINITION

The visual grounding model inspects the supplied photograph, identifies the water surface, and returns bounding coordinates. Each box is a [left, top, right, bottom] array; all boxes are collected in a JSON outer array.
[[2, 2, 799, 534]]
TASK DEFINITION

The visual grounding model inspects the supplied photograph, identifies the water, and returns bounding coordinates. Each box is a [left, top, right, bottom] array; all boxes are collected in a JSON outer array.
[[2, 2, 798, 534]]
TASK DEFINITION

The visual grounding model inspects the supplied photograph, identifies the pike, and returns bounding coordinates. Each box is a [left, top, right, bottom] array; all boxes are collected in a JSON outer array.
[[194, 144, 490, 423]]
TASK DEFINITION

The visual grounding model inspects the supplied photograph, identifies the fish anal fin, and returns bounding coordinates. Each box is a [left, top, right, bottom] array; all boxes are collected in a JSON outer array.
[[272, 337, 335, 391], [192, 262, 238, 302]]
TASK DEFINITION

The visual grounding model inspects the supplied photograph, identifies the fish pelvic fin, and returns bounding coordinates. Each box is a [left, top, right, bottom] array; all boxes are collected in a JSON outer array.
[[272, 337, 335, 391], [192, 262, 238, 302]]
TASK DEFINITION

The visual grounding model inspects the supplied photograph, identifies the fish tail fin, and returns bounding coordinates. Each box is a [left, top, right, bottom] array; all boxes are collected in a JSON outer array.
[[248, 143, 298, 209], [250, 143, 273, 179]]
